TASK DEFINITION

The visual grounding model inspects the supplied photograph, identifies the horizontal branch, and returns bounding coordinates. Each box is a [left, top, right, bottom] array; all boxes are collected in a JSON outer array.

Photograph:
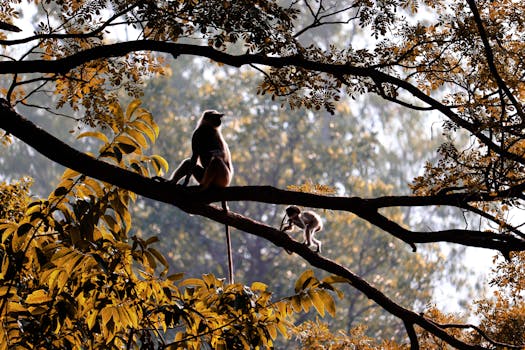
[[1, 98, 524, 254], [1, 39, 523, 167], [0, 1, 141, 46]]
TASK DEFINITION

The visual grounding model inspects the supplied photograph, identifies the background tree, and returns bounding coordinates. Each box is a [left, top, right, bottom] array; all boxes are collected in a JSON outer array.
[[1, 0, 525, 349]]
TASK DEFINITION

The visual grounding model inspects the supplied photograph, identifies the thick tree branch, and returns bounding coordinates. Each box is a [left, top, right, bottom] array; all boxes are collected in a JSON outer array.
[[0, 98, 500, 349], [1, 98, 524, 255], [0, 39, 523, 167]]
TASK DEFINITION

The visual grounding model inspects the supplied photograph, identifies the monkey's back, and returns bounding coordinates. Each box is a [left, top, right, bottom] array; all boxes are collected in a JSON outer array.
[[192, 125, 231, 168], [302, 211, 323, 232]]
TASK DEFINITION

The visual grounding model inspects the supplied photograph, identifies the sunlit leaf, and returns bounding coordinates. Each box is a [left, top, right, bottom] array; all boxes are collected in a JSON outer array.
[[318, 290, 336, 317], [149, 247, 169, 269], [151, 155, 169, 174], [308, 290, 325, 317], [26, 289, 52, 305], [126, 128, 149, 149], [180, 278, 206, 287], [294, 269, 316, 293], [76, 131, 109, 144], [126, 99, 142, 119], [251, 281, 267, 292], [167, 273, 184, 281]]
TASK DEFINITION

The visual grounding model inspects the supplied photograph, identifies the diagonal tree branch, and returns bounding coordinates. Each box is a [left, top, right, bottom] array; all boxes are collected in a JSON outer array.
[[187, 203, 488, 350], [0, 98, 502, 350]]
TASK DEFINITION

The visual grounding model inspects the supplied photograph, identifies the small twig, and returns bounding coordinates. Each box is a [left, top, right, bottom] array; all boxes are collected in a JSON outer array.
[[435, 322, 525, 349], [18, 101, 80, 121]]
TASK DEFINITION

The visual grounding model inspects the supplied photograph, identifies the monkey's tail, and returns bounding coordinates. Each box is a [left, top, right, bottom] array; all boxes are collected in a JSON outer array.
[[222, 200, 234, 284]]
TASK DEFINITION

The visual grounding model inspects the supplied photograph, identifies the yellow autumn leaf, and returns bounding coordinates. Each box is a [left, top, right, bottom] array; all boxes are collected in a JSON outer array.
[[151, 154, 169, 174], [126, 99, 142, 119], [126, 127, 149, 149], [321, 275, 349, 284], [7, 301, 26, 313], [76, 131, 109, 144], [149, 247, 169, 269], [83, 178, 104, 197], [86, 309, 98, 330], [115, 134, 139, 146], [100, 306, 114, 326], [294, 269, 316, 293], [0, 286, 15, 298], [131, 119, 157, 143], [290, 295, 302, 312], [251, 281, 268, 292], [318, 289, 336, 317], [61, 168, 81, 180], [308, 290, 326, 317], [26, 289, 52, 305], [300, 292, 313, 312]]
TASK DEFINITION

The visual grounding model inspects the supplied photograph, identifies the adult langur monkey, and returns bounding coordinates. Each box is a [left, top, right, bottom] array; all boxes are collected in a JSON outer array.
[[159, 110, 234, 283]]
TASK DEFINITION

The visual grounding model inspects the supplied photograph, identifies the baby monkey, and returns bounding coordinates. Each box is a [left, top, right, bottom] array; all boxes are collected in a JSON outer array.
[[280, 206, 323, 253]]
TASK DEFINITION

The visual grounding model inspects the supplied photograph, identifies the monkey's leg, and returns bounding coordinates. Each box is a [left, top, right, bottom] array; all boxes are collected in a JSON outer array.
[[169, 158, 204, 185], [222, 200, 234, 284], [282, 220, 295, 254], [311, 233, 322, 253], [168, 158, 191, 183], [303, 227, 313, 247]]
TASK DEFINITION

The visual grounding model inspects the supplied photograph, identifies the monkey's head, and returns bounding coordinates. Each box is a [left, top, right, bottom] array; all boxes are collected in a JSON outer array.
[[285, 205, 301, 218], [200, 110, 224, 128]]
